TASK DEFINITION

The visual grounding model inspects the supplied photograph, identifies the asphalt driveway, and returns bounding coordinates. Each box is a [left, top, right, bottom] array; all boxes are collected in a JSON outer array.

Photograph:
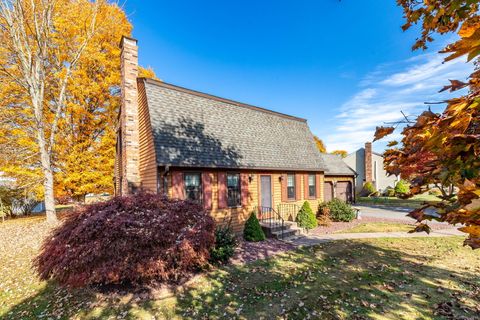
[[354, 204, 444, 223]]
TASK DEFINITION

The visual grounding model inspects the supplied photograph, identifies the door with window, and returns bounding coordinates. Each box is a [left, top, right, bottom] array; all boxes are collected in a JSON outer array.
[[260, 175, 272, 209]]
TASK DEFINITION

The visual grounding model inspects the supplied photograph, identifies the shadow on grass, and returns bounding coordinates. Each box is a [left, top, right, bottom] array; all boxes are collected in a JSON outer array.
[[3, 239, 479, 319]]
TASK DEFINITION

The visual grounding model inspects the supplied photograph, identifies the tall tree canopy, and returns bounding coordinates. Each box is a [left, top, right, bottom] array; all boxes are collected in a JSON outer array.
[[313, 135, 327, 153], [331, 150, 348, 158], [0, 0, 154, 218], [375, 0, 480, 249]]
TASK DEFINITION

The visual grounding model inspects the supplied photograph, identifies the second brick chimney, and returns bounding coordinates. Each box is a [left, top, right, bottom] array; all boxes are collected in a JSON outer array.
[[118, 36, 140, 195], [364, 142, 373, 183]]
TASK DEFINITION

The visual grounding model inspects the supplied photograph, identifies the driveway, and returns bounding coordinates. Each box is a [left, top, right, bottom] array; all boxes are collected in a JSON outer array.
[[354, 204, 445, 224]]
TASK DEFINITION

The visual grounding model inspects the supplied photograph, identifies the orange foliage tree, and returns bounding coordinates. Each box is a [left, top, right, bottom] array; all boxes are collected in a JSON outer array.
[[375, 0, 480, 248]]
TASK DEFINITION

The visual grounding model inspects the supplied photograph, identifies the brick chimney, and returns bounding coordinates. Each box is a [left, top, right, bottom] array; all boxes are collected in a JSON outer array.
[[117, 36, 140, 195], [364, 142, 373, 183]]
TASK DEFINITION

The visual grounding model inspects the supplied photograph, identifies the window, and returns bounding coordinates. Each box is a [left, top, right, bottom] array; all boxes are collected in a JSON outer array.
[[308, 174, 316, 198], [226, 173, 241, 207], [287, 174, 295, 200], [184, 173, 202, 202]]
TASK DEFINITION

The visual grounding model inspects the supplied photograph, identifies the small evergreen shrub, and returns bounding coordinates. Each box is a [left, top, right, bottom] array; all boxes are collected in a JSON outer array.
[[243, 212, 266, 242], [327, 198, 356, 222], [296, 201, 318, 229], [34, 193, 215, 287], [209, 223, 238, 265], [361, 182, 376, 197], [395, 179, 410, 195]]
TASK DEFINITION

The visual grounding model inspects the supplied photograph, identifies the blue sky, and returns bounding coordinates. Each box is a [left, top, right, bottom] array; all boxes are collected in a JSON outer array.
[[124, 0, 473, 153]]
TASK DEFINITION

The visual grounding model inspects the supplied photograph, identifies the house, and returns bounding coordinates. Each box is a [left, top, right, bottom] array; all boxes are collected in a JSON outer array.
[[114, 36, 355, 232], [344, 142, 399, 194]]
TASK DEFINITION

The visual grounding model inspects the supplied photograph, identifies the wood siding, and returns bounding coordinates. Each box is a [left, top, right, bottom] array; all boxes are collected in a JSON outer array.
[[137, 80, 158, 192], [167, 169, 326, 233]]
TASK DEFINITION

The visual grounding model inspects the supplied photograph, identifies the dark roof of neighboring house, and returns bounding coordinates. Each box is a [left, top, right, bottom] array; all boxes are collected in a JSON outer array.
[[142, 78, 326, 171], [320, 154, 356, 176]]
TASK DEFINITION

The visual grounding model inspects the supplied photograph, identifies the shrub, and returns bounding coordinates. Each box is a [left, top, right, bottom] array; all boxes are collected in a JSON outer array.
[[296, 201, 318, 229], [428, 189, 442, 196], [316, 203, 332, 226], [395, 179, 410, 195], [209, 223, 238, 265], [361, 182, 376, 197], [327, 198, 356, 222], [383, 187, 395, 197], [243, 212, 266, 242], [34, 192, 215, 287]]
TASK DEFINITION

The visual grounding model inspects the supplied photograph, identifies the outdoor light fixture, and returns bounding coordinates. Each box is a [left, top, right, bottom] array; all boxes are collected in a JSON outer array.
[[279, 176, 284, 182], [248, 174, 254, 183]]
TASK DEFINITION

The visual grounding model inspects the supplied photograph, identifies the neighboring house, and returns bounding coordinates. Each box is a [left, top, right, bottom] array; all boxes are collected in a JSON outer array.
[[115, 36, 354, 232], [344, 142, 399, 193]]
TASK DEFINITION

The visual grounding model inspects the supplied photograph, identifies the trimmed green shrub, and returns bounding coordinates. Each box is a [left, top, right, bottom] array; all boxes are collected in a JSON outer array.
[[243, 212, 266, 242], [361, 182, 376, 197], [210, 223, 237, 265], [395, 179, 410, 195], [328, 198, 356, 222], [296, 201, 318, 229]]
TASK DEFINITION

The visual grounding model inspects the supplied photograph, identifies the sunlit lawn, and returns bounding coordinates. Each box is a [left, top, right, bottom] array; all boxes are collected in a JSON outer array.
[[357, 193, 443, 208], [337, 222, 414, 234], [1, 216, 479, 319]]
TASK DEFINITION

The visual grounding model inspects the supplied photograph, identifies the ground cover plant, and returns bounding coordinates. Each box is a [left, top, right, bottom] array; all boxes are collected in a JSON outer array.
[[1, 216, 479, 319], [34, 193, 215, 287]]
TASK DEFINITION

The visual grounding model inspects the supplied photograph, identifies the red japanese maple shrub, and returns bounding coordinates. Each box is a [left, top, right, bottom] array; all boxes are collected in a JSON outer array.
[[34, 192, 215, 287]]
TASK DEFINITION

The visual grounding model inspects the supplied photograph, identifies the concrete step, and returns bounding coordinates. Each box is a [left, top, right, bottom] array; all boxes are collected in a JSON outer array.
[[271, 227, 303, 240]]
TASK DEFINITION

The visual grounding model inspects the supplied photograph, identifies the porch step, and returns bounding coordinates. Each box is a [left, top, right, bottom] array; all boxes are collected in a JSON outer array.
[[260, 220, 304, 240]]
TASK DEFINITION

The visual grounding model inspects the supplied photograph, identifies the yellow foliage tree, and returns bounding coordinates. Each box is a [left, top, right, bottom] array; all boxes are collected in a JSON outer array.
[[331, 150, 348, 158], [0, 0, 157, 216], [313, 135, 327, 153]]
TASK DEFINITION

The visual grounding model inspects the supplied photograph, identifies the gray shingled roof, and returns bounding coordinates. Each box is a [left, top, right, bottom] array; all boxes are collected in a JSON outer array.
[[320, 154, 356, 176], [143, 79, 325, 171]]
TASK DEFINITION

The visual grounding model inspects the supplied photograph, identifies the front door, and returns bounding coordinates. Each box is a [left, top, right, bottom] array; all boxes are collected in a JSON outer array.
[[260, 175, 272, 209]]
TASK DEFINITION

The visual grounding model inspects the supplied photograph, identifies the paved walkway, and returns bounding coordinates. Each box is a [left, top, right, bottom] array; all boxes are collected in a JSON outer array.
[[287, 228, 463, 247], [355, 204, 444, 223]]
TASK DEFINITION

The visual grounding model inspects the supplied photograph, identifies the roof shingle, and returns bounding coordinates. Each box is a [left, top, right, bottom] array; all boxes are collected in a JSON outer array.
[[143, 79, 325, 171]]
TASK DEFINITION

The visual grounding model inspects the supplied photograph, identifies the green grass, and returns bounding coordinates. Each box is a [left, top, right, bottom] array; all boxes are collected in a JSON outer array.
[[1, 217, 479, 319], [337, 222, 414, 233], [357, 194, 442, 208]]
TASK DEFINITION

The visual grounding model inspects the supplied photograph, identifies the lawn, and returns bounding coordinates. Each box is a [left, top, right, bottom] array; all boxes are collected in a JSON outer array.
[[357, 194, 442, 208], [337, 222, 414, 234], [1, 216, 479, 319]]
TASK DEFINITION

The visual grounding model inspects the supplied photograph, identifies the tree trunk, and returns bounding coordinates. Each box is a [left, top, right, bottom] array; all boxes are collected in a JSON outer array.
[[38, 127, 57, 223]]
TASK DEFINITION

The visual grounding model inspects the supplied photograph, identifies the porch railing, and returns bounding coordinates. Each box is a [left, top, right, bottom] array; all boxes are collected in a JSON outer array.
[[254, 206, 285, 239], [277, 203, 300, 222]]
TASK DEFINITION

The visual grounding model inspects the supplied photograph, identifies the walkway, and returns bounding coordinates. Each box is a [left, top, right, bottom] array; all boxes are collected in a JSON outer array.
[[287, 228, 463, 247]]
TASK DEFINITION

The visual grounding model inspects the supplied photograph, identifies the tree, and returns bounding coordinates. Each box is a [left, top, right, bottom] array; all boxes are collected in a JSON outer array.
[[331, 150, 348, 158], [0, 0, 101, 223], [375, 0, 480, 249], [313, 135, 327, 153]]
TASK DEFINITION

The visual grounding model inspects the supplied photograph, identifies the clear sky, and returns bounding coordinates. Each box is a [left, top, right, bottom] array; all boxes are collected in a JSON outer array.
[[124, 0, 473, 153]]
